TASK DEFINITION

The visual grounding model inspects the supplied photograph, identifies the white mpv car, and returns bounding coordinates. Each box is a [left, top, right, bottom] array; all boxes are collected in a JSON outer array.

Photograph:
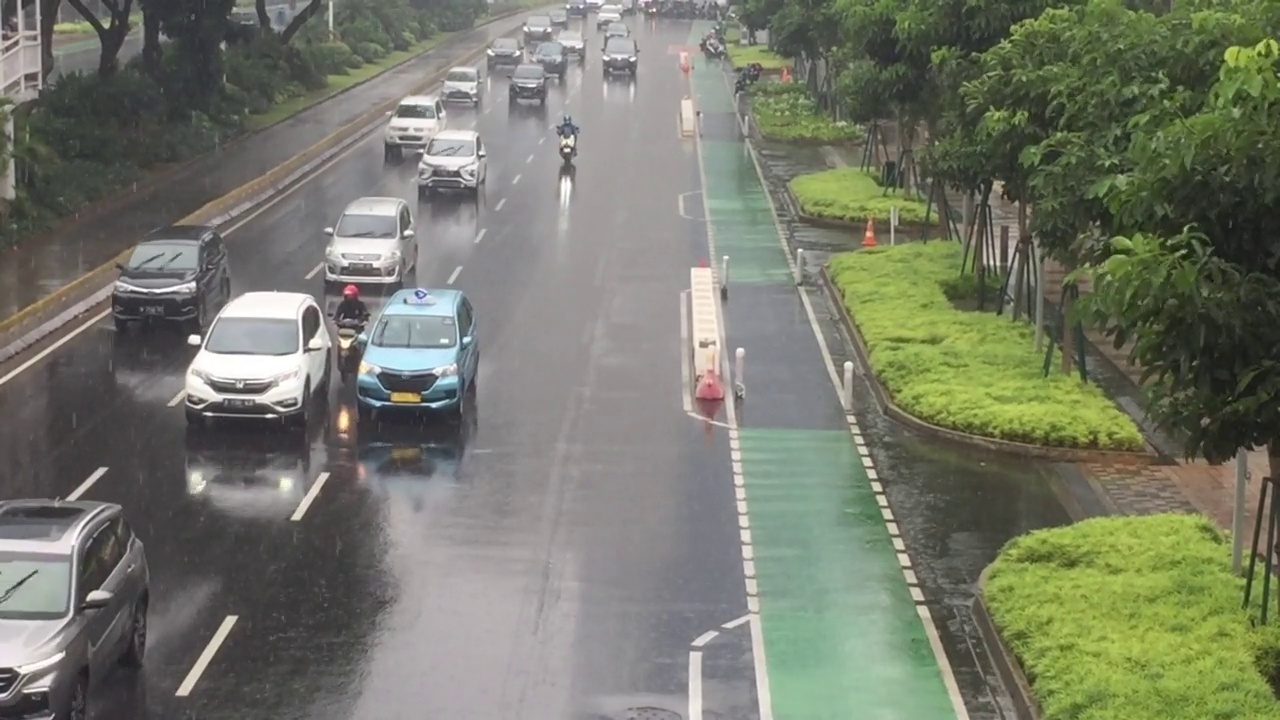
[[383, 95, 447, 161], [418, 130, 488, 198], [441, 66, 481, 104], [184, 292, 332, 428]]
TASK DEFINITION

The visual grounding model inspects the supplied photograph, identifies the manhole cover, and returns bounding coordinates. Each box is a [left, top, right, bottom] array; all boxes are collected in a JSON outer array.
[[621, 709, 682, 720]]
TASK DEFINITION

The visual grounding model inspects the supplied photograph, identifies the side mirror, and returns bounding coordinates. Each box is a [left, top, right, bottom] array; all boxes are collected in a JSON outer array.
[[323, 227, 335, 236], [81, 589, 113, 612], [115, 262, 125, 272], [478, 150, 487, 158], [403, 229, 415, 239], [461, 335, 474, 348], [187, 334, 202, 347], [306, 337, 325, 352], [356, 333, 368, 348]]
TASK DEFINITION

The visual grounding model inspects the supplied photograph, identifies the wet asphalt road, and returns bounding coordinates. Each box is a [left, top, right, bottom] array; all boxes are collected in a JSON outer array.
[[0, 18, 759, 720]]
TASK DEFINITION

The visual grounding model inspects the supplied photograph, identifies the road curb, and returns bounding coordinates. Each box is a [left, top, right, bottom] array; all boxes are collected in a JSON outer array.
[[0, 10, 538, 365], [972, 567, 1041, 720], [816, 265, 1159, 463]]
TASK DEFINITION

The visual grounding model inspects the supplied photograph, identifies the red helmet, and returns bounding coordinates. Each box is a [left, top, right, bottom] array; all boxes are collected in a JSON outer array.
[[342, 284, 359, 299]]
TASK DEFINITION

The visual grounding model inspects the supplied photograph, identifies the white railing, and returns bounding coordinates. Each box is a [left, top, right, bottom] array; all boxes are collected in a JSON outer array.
[[0, 31, 41, 101]]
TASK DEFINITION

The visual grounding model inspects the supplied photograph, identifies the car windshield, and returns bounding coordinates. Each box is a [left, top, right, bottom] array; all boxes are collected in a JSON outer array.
[[601, 4, 620, 11], [492, 38, 518, 50], [394, 103, 436, 120], [550, 10, 566, 17], [0, 553, 72, 620], [335, 213, 398, 239], [204, 317, 300, 356], [605, 39, 634, 54], [126, 241, 199, 272], [372, 315, 458, 349], [426, 138, 475, 157], [527, 15, 550, 26], [537, 43, 563, 55], [513, 65, 544, 80], [446, 70, 476, 82], [559, 31, 581, 42], [608, 23, 627, 32]]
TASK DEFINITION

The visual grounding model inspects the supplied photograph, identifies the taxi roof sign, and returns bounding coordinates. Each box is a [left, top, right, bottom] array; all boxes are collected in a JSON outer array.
[[405, 289, 436, 305]]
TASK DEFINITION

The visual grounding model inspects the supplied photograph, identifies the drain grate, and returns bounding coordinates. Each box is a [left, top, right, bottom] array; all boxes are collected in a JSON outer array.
[[621, 709, 682, 720]]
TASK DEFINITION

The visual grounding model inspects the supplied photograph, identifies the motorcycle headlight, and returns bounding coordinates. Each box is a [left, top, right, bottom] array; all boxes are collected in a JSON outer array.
[[359, 361, 381, 376], [433, 363, 458, 377]]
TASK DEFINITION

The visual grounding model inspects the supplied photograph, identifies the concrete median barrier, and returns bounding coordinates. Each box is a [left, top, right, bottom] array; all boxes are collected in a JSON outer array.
[[0, 7, 547, 365]]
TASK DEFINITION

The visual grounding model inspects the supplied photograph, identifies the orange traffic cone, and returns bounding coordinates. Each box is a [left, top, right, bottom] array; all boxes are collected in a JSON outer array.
[[862, 218, 877, 247], [696, 365, 725, 401], [780, 66, 792, 83]]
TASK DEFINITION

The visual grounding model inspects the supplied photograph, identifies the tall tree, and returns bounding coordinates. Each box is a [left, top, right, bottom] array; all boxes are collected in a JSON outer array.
[[146, 0, 235, 107], [64, 0, 135, 77]]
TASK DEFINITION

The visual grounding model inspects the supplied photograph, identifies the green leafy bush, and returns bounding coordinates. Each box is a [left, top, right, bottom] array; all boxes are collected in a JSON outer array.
[[750, 83, 861, 143], [726, 43, 790, 70], [790, 167, 930, 224], [302, 41, 360, 76], [828, 242, 1143, 450], [353, 40, 388, 62], [986, 514, 1280, 720]]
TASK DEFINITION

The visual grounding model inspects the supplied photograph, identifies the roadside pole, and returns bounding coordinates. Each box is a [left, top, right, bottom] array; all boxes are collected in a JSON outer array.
[[1233, 448, 1248, 574]]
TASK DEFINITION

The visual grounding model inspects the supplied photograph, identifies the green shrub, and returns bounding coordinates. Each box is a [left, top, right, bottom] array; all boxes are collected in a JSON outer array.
[[726, 43, 789, 70], [352, 40, 387, 62], [790, 167, 930, 224], [986, 514, 1280, 720], [750, 83, 861, 143], [302, 41, 359, 76], [828, 242, 1143, 450]]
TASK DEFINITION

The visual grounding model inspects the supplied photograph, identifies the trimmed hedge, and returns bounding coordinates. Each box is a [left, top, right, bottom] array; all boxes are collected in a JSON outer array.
[[726, 42, 790, 70], [790, 166, 929, 223], [986, 514, 1280, 720], [750, 83, 862, 143], [828, 242, 1143, 450]]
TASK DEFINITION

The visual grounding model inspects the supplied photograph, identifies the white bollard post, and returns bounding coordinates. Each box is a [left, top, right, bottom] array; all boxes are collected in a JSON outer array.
[[721, 255, 730, 296], [794, 248, 804, 286], [734, 347, 746, 398], [890, 206, 899, 246], [842, 361, 854, 411]]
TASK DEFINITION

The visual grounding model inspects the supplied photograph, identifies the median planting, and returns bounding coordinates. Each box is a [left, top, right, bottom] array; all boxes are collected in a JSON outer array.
[[827, 242, 1143, 450], [789, 167, 929, 225], [985, 513, 1280, 720], [749, 83, 862, 143]]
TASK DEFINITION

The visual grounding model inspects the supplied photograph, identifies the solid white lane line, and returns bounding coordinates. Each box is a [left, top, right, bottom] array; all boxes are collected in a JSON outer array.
[[447, 266, 463, 285], [689, 650, 704, 720], [0, 309, 110, 387], [175, 615, 238, 697], [289, 472, 331, 522], [494, 198, 507, 211], [526, 154, 534, 164], [64, 467, 108, 502], [474, 228, 487, 244], [167, 390, 186, 408], [305, 262, 323, 280], [512, 173, 522, 185]]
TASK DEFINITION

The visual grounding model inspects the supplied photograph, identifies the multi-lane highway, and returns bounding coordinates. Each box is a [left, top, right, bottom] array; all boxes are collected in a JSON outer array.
[[0, 17, 760, 720]]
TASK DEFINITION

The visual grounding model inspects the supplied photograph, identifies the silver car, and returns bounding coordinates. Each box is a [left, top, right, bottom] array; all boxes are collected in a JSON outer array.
[[556, 29, 585, 56], [0, 500, 149, 720], [324, 197, 419, 286]]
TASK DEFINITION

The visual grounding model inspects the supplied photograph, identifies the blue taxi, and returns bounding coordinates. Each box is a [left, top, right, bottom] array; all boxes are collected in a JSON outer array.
[[355, 288, 478, 420]]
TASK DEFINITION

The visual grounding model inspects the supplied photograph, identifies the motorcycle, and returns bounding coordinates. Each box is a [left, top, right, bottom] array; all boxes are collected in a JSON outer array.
[[701, 35, 725, 59], [559, 134, 577, 167], [335, 317, 366, 380]]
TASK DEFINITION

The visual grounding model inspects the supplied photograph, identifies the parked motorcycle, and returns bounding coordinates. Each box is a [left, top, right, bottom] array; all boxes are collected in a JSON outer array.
[[335, 318, 366, 380], [701, 34, 725, 59]]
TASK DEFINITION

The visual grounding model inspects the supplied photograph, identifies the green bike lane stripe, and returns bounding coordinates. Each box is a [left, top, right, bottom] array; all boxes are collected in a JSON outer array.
[[688, 22, 963, 720]]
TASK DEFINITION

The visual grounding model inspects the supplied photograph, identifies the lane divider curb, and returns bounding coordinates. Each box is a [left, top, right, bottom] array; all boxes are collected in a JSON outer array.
[[0, 5, 549, 365]]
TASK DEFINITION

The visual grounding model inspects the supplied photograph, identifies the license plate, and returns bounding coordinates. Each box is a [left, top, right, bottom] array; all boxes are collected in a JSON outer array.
[[390, 392, 419, 404], [226, 399, 254, 408], [351, 263, 372, 270], [141, 306, 164, 315], [392, 447, 422, 461]]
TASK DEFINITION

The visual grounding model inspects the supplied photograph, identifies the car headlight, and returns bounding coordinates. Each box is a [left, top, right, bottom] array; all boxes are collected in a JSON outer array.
[[16, 652, 64, 675], [433, 363, 458, 377], [189, 367, 212, 383], [487, 49, 495, 55], [114, 280, 139, 293], [460, 164, 478, 178], [629, 56, 637, 62], [359, 361, 381, 376], [272, 368, 300, 384], [385, 251, 401, 263], [326, 246, 341, 260], [170, 281, 197, 294], [523, 25, 530, 31]]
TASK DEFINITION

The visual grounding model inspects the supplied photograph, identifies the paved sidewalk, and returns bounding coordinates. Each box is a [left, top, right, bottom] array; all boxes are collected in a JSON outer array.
[[0, 16, 522, 325]]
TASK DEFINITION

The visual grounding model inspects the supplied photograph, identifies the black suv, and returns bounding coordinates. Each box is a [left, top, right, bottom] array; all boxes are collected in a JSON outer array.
[[508, 63, 549, 105], [522, 14, 554, 42], [533, 41, 568, 78], [486, 37, 523, 68], [112, 225, 231, 332], [602, 37, 638, 76], [566, 0, 587, 16]]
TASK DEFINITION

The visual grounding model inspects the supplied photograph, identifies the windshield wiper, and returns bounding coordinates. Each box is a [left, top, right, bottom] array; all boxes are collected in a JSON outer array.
[[132, 252, 167, 269], [0, 570, 37, 607], [433, 147, 464, 157], [155, 252, 188, 271]]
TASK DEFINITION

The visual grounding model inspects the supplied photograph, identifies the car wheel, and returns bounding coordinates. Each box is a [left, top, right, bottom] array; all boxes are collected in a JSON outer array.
[[185, 407, 204, 427], [291, 385, 310, 429], [188, 302, 206, 334], [113, 317, 129, 333], [357, 402, 375, 423], [65, 672, 88, 720], [119, 595, 148, 668]]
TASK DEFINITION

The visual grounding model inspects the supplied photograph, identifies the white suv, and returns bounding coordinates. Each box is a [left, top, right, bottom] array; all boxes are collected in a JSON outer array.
[[184, 292, 331, 428], [324, 197, 417, 285], [418, 130, 488, 198], [383, 95, 446, 161]]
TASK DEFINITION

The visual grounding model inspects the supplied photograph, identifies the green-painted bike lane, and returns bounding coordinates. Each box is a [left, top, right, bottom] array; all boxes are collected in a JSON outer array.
[[688, 24, 961, 720]]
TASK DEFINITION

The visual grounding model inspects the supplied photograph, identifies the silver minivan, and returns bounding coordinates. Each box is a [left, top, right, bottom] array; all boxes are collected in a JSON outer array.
[[0, 500, 149, 720], [323, 197, 418, 286]]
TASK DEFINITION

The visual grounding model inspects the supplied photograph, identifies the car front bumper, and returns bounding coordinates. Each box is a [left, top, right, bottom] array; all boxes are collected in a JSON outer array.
[[417, 168, 479, 189], [325, 260, 402, 284], [443, 88, 479, 103], [487, 53, 522, 65], [112, 291, 200, 322], [356, 372, 462, 411], [603, 59, 637, 73], [384, 132, 432, 149], [509, 84, 546, 99], [185, 376, 307, 420]]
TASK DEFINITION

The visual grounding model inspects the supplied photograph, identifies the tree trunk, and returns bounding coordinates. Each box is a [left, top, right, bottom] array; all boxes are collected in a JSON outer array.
[[279, 0, 320, 44], [1061, 285, 1075, 375], [140, 4, 160, 77], [255, 0, 269, 28], [39, 0, 58, 80], [96, 19, 127, 77]]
